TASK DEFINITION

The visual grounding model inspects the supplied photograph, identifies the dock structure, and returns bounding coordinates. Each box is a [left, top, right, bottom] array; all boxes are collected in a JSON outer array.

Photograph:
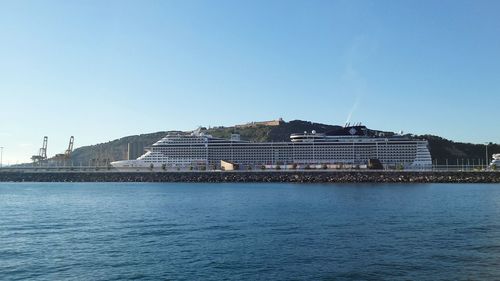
[[0, 169, 499, 183]]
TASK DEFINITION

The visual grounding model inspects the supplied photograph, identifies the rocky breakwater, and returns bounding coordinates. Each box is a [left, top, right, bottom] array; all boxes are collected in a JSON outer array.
[[0, 171, 500, 183]]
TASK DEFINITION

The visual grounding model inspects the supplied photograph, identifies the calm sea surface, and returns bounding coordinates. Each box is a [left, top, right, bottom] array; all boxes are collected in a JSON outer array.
[[1, 183, 500, 280]]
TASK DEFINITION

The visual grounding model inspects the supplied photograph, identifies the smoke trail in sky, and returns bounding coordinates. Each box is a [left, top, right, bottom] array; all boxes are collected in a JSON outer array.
[[345, 96, 360, 125]]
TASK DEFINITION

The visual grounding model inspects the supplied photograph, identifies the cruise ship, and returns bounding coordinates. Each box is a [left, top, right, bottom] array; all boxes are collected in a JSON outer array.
[[111, 124, 432, 170]]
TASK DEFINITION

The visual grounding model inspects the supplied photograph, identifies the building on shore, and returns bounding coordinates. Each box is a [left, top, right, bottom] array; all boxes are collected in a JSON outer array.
[[128, 142, 146, 160], [235, 118, 284, 128]]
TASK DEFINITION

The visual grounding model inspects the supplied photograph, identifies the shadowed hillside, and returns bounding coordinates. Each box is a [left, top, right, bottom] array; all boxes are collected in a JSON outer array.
[[418, 135, 499, 165], [207, 120, 342, 142], [70, 132, 168, 166]]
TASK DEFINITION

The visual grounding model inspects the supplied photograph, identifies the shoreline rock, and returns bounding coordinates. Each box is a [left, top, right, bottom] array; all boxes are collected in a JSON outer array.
[[0, 171, 499, 183]]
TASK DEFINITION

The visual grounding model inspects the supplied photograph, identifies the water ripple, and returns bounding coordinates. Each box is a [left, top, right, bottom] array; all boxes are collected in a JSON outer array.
[[1, 182, 500, 280]]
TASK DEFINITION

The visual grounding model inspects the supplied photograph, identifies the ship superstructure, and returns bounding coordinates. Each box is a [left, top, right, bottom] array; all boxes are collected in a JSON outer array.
[[111, 125, 432, 170]]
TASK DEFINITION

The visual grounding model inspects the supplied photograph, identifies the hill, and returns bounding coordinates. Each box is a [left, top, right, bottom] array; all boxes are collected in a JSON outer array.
[[66, 120, 498, 166], [418, 135, 499, 166]]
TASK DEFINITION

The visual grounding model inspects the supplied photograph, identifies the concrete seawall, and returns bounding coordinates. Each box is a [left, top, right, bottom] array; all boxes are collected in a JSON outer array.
[[1, 171, 499, 183]]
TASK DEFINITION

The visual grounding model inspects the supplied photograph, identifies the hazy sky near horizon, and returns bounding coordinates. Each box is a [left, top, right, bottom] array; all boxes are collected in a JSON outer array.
[[1, 0, 499, 163]]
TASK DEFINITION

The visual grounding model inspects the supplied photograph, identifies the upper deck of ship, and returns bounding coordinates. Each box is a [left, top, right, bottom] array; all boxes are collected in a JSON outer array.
[[290, 125, 411, 142], [146, 125, 422, 150]]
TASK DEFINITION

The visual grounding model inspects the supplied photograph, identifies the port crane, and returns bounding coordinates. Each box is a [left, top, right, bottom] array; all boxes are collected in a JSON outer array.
[[55, 136, 74, 165], [31, 136, 48, 164]]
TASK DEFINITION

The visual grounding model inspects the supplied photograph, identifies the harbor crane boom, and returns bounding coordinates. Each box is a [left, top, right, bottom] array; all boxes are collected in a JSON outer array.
[[31, 136, 48, 163], [65, 136, 74, 157], [55, 136, 75, 165]]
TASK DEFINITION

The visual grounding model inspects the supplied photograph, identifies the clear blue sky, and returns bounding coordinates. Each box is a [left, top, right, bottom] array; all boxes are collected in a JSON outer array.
[[1, 0, 499, 164]]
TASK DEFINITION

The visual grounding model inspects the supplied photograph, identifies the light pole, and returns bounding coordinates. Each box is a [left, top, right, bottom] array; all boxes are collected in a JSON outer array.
[[0, 146, 3, 168], [485, 142, 489, 169]]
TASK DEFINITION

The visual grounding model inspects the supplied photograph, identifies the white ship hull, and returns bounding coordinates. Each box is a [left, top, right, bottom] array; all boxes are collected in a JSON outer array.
[[111, 126, 432, 171]]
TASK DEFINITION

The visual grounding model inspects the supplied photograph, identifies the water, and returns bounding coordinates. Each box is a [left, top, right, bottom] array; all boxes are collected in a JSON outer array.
[[1, 183, 500, 280]]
